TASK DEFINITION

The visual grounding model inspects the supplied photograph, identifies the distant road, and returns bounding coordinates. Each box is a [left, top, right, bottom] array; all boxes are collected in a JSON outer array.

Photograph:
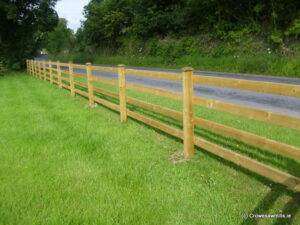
[[36, 57, 300, 118]]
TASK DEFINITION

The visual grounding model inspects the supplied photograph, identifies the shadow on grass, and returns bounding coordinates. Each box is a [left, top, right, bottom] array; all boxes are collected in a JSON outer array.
[[239, 183, 300, 225], [57, 82, 300, 196]]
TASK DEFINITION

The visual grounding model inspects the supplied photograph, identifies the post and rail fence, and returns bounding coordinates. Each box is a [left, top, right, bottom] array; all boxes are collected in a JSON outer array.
[[26, 59, 300, 192]]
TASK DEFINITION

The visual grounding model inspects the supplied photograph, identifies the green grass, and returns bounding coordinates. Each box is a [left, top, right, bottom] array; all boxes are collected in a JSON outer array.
[[0, 73, 299, 225], [92, 54, 300, 78], [72, 75, 300, 177], [53, 52, 300, 78]]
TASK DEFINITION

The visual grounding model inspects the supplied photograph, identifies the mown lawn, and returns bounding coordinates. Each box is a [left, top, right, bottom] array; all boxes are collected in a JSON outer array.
[[0, 73, 299, 225]]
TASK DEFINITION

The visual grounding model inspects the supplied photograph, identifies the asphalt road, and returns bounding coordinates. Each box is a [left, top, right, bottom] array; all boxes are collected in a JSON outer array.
[[65, 66, 300, 118]]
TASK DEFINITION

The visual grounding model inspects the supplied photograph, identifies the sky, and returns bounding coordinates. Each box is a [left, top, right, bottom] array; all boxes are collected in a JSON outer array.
[[55, 0, 90, 31]]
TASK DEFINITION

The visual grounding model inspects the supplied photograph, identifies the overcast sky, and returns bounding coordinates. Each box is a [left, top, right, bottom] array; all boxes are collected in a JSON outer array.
[[56, 0, 90, 31]]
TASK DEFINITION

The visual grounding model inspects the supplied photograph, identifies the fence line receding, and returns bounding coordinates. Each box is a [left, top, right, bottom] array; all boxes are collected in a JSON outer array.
[[26, 59, 300, 192]]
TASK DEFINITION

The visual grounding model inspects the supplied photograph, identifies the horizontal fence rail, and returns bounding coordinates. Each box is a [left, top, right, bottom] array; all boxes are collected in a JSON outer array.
[[26, 59, 300, 192], [193, 75, 300, 98]]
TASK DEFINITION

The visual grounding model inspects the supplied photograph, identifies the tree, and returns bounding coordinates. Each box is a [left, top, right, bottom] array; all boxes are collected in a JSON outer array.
[[0, 0, 58, 69], [46, 18, 74, 55], [78, 0, 300, 52]]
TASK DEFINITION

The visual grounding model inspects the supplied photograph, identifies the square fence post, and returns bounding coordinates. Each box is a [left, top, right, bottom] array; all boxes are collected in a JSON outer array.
[[39, 61, 42, 79], [57, 61, 62, 88], [32, 61, 34, 76], [182, 67, 195, 159], [28, 60, 31, 75], [118, 64, 127, 122], [34, 60, 36, 77], [69, 62, 75, 97], [26, 60, 29, 74], [43, 61, 47, 80], [86, 63, 94, 107], [32, 60, 34, 76], [30, 60, 33, 76], [49, 61, 53, 84], [34, 60, 38, 78]]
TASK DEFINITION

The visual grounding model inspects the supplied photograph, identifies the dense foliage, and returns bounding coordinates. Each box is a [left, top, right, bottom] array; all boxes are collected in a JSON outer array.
[[46, 18, 74, 55], [0, 0, 58, 69], [43, 0, 300, 76], [81, 0, 300, 49]]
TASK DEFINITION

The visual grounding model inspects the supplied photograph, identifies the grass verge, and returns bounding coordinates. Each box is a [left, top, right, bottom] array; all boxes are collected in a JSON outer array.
[[0, 73, 299, 225]]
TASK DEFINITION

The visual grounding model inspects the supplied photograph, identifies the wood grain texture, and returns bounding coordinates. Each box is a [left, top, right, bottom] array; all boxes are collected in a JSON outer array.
[[73, 73, 86, 78], [193, 96, 300, 131], [118, 65, 127, 122], [75, 89, 89, 98], [182, 68, 195, 158], [94, 96, 119, 111], [194, 117, 300, 160], [126, 82, 182, 101], [86, 63, 94, 106], [74, 81, 88, 88], [127, 97, 182, 121], [69, 62, 75, 97], [194, 75, 300, 98], [127, 110, 183, 139], [94, 86, 118, 99], [92, 65, 118, 73], [92, 75, 118, 86], [126, 68, 181, 81], [57, 61, 62, 88]]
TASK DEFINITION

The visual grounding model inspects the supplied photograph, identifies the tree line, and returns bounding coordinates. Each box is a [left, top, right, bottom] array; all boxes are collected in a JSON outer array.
[[0, 0, 58, 69], [81, 0, 299, 46], [0, 0, 299, 69], [46, 0, 299, 60]]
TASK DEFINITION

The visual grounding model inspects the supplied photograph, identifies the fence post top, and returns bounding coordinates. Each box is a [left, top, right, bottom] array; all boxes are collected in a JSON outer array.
[[182, 67, 194, 72]]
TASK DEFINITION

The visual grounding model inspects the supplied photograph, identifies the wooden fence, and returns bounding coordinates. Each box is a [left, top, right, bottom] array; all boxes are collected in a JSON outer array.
[[26, 59, 300, 192]]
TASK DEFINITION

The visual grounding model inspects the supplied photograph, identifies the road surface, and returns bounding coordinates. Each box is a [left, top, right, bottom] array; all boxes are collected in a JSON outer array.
[[34, 56, 299, 118], [67, 65, 300, 118]]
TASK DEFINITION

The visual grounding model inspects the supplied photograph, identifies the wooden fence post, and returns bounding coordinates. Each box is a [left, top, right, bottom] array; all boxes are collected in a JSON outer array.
[[118, 64, 127, 122], [86, 63, 94, 107], [69, 61, 75, 97], [49, 61, 53, 84], [30, 60, 32, 76], [28, 60, 30, 75], [38, 61, 41, 79], [32, 60, 34, 76], [33, 60, 36, 77], [182, 67, 195, 159], [26, 60, 29, 74], [34, 61, 37, 77], [57, 61, 62, 88], [26, 60, 28, 74], [43, 61, 47, 80]]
